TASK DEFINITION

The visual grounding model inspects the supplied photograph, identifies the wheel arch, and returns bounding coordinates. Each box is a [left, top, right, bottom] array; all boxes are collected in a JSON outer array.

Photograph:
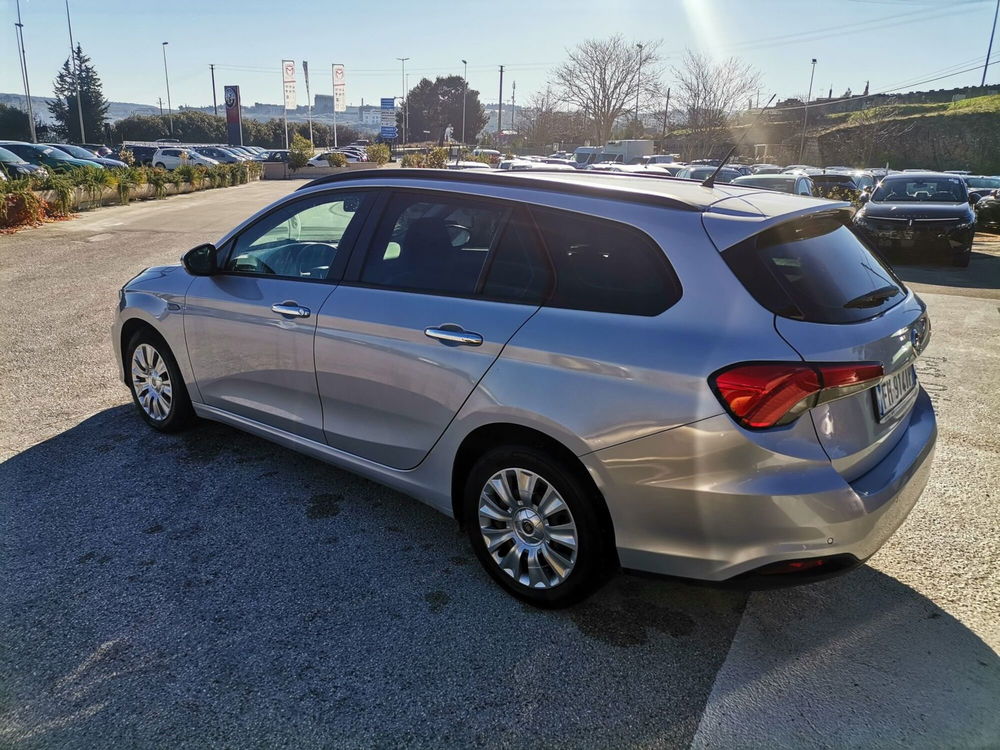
[[450, 422, 618, 557]]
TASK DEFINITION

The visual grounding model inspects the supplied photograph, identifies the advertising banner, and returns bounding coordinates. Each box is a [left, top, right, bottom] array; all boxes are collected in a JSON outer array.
[[224, 85, 242, 146], [333, 64, 346, 112], [282, 59, 296, 110]]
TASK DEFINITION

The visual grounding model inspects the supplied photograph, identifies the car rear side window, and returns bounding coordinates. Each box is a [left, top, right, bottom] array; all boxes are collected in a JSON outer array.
[[529, 208, 681, 316], [723, 213, 905, 323]]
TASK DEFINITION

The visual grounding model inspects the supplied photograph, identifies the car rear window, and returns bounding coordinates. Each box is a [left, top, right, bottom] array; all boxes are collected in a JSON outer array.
[[723, 213, 905, 323], [530, 207, 681, 316]]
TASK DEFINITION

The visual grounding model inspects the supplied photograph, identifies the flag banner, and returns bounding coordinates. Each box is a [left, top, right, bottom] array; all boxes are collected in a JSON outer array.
[[333, 64, 346, 112], [282, 59, 296, 111]]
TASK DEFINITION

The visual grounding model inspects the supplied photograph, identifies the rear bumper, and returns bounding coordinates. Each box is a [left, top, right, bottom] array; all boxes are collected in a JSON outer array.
[[585, 387, 936, 582]]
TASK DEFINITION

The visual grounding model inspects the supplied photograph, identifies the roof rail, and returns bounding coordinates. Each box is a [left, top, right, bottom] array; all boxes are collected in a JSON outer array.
[[294, 168, 701, 212]]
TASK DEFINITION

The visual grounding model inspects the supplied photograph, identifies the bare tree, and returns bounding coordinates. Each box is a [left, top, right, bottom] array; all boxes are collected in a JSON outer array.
[[521, 86, 591, 148], [848, 99, 915, 165], [671, 50, 760, 158], [551, 36, 663, 144]]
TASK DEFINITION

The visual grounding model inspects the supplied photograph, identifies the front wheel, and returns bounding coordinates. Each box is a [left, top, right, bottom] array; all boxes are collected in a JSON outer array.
[[154, 162, 166, 169], [126, 330, 194, 432], [464, 446, 613, 607]]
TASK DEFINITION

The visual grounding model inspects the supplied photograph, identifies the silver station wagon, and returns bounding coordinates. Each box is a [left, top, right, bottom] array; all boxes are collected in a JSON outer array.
[[113, 169, 936, 606]]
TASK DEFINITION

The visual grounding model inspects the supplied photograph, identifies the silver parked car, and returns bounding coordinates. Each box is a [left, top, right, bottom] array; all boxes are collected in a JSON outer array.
[[113, 170, 937, 607]]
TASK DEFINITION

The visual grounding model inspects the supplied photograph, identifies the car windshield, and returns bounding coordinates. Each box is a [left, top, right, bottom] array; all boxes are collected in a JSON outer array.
[[55, 144, 96, 159], [872, 177, 967, 202], [966, 177, 1000, 189], [40, 147, 72, 160], [0, 147, 28, 164]]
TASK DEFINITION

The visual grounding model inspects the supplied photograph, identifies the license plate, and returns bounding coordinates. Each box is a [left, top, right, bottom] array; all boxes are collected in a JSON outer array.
[[873, 365, 917, 421]]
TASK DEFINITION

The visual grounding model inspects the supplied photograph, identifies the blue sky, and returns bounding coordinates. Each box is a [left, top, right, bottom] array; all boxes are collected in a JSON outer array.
[[3, 0, 998, 111]]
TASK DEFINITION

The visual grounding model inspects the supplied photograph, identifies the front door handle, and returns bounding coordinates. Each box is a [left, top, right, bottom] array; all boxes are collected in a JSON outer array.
[[424, 325, 483, 346], [271, 301, 311, 318]]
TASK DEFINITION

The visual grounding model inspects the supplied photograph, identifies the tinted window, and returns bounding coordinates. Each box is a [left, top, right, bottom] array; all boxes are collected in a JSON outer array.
[[361, 193, 507, 296], [723, 214, 904, 324], [481, 211, 552, 304], [872, 176, 966, 202], [530, 208, 681, 316], [226, 192, 370, 279]]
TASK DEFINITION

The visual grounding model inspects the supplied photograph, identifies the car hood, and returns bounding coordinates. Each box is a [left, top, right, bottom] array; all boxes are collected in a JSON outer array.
[[861, 201, 971, 219]]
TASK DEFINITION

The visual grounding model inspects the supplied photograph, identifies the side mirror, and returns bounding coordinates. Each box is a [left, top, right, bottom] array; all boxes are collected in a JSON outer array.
[[969, 194, 981, 205], [857, 193, 869, 205], [182, 243, 218, 276]]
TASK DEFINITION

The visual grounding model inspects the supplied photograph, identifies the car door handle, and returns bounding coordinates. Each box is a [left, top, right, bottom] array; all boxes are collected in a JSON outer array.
[[424, 325, 483, 346], [271, 301, 311, 318]]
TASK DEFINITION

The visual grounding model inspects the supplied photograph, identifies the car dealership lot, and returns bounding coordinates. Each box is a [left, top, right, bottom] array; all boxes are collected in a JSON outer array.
[[1, 184, 998, 748]]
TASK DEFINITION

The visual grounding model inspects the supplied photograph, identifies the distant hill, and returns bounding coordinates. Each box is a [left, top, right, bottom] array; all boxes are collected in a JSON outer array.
[[0, 93, 159, 124]]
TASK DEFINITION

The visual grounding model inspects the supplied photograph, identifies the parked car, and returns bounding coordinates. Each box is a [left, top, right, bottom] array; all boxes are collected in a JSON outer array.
[[963, 175, 1000, 202], [0, 146, 48, 179], [151, 147, 219, 169], [751, 163, 782, 174], [223, 146, 254, 160], [731, 173, 815, 195], [46, 143, 127, 169], [191, 146, 242, 164], [644, 163, 687, 176], [810, 173, 864, 201], [0, 141, 101, 172], [308, 151, 360, 167], [260, 150, 290, 163], [74, 143, 112, 157], [974, 190, 1000, 232], [112, 169, 936, 606], [852, 172, 976, 266], [674, 165, 742, 183], [116, 144, 158, 166]]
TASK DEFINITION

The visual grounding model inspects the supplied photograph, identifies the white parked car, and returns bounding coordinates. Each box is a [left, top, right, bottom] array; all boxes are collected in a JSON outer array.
[[152, 147, 219, 169], [307, 151, 361, 167]]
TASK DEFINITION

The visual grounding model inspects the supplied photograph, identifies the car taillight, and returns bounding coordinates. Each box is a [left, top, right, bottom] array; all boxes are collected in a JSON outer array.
[[710, 362, 884, 429]]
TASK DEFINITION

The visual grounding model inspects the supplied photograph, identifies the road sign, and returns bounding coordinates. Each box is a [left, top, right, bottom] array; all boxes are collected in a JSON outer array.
[[380, 126, 398, 139], [380, 97, 396, 128]]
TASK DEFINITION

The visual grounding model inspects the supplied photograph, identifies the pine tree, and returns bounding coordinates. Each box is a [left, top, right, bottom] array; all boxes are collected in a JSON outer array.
[[48, 44, 110, 142]]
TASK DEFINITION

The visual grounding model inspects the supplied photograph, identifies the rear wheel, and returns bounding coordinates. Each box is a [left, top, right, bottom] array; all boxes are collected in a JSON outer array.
[[126, 330, 194, 432], [464, 446, 613, 607], [154, 162, 166, 169]]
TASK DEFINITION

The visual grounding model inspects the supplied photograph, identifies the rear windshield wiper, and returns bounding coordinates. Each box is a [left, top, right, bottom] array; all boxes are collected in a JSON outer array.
[[843, 285, 900, 309]]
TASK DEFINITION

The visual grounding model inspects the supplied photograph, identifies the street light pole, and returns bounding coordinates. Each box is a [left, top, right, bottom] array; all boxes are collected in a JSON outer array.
[[635, 43, 644, 127], [14, 0, 36, 142], [461, 59, 467, 144], [798, 58, 817, 163], [210, 64, 218, 116], [983, 0, 999, 86], [64, 0, 85, 141], [396, 57, 409, 144], [162, 42, 173, 134]]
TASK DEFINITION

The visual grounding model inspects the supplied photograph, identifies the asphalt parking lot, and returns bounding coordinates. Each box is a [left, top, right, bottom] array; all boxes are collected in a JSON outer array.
[[2, 181, 998, 749]]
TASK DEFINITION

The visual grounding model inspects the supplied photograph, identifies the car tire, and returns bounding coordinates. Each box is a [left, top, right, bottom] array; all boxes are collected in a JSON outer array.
[[154, 162, 166, 169], [463, 445, 614, 608], [125, 329, 195, 433], [952, 250, 971, 268]]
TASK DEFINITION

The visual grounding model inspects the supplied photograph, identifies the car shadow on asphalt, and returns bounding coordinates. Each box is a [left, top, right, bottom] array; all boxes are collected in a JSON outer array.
[[2, 406, 998, 747], [894, 249, 1000, 290]]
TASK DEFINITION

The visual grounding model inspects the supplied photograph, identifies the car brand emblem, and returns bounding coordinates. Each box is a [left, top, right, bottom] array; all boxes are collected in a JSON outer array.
[[910, 318, 928, 351]]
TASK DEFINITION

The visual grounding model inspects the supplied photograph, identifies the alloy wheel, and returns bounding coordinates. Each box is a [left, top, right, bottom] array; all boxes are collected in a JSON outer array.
[[131, 343, 172, 421], [478, 468, 578, 589]]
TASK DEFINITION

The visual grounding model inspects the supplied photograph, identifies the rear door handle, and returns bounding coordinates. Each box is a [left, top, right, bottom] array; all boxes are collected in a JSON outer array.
[[424, 325, 483, 346], [271, 301, 311, 318]]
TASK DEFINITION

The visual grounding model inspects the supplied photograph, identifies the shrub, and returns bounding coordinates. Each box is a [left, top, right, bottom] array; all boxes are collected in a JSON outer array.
[[118, 147, 135, 167], [326, 152, 349, 168], [1, 178, 47, 225], [366, 143, 390, 165], [146, 167, 171, 198], [400, 153, 425, 168], [116, 167, 139, 205], [426, 147, 448, 169], [42, 172, 75, 216], [174, 164, 196, 184], [288, 133, 313, 172]]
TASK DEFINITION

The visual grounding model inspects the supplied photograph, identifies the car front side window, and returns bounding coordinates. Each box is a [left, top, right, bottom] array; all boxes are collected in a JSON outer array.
[[224, 192, 371, 280]]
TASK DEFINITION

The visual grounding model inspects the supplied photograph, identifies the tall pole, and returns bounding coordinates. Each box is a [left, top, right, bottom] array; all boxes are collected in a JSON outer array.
[[210, 64, 218, 116], [661, 87, 670, 141], [635, 43, 644, 126], [158, 97, 163, 117], [331, 64, 339, 148], [65, 0, 85, 141], [511, 80, 516, 131], [497, 65, 504, 138], [798, 58, 817, 163], [162, 42, 173, 134], [461, 59, 467, 144], [983, 0, 999, 86], [14, 0, 36, 142], [397, 57, 409, 144]]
